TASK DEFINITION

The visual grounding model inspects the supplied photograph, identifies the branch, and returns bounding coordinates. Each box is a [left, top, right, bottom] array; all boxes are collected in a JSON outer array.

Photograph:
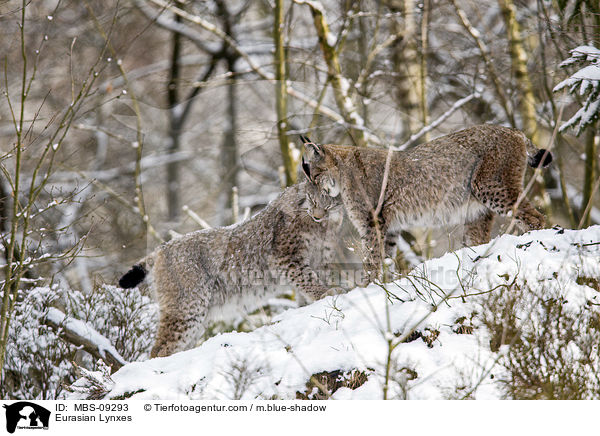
[[355, 31, 403, 90], [295, 0, 367, 146], [147, 0, 382, 145], [52, 151, 193, 183], [44, 308, 127, 372], [448, 0, 515, 126], [133, 0, 220, 54], [182, 205, 212, 229], [393, 92, 480, 151]]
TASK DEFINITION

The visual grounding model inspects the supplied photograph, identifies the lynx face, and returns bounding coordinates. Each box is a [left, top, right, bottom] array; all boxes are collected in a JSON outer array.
[[300, 136, 341, 198], [303, 179, 342, 223]]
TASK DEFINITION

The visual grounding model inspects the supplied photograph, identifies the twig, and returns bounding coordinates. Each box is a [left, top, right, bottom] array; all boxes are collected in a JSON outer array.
[[393, 92, 480, 151], [448, 0, 515, 125], [44, 308, 127, 372], [232, 186, 240, 224], [182, 205, 212, 230]]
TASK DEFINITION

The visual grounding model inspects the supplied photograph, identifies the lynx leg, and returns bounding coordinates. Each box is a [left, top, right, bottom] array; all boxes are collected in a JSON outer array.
[[348, 210, 387, 282], [360, 224, 386, 282], [471, 157, 545, 231], [464, 210, 495, 246], [384, 230, 399, 258], [337, 178, 387, 282], [151, 310, 207, 358], [285, 260, 331, 300]]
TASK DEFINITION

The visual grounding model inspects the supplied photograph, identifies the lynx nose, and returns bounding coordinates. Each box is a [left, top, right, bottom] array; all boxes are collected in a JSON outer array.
[[311, 207, 325, 222]]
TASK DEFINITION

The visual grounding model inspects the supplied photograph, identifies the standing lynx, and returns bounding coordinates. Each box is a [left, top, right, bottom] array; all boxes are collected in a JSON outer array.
[[119, 181, 344, 357], [300, 124, 553, 280]]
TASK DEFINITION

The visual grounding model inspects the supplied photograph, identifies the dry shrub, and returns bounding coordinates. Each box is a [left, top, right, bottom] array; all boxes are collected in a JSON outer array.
[[481, 279, 600, 399]]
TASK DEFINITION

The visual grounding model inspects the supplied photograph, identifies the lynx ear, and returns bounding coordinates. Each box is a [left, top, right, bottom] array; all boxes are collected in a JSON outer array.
[[300, 135, 324, 162], [301, 156, 312, 181]]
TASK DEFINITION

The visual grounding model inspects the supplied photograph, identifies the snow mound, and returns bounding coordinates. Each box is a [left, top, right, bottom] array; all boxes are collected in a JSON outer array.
[[68, 226, 600, 400]]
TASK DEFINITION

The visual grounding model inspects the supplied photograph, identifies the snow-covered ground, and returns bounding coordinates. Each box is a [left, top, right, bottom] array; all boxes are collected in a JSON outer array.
[[68, 226, 600, 400]]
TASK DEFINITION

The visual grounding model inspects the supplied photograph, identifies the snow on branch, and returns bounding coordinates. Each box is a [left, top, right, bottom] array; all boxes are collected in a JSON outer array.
[[44, 308, 127, 371], [295, 0, 367, 146], [393, 92, 481, 151], [554, 45, 600, 134], [144, 0, 381, 145]]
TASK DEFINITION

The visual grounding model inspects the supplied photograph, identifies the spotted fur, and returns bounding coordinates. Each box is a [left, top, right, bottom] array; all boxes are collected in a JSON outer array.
[[301, 124, 553, 281], [119, 182, 344, 358]]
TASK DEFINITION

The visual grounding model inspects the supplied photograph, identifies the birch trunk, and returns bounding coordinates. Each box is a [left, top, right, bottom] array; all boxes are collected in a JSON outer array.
[[388, 0, 423, 140], [497, 0, 539, 145], [274, 0, 297, 185], [302, 2, 367, 147]]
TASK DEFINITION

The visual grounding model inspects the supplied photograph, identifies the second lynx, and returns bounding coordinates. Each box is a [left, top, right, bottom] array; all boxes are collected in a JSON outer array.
[[301, 124, 553, 279]]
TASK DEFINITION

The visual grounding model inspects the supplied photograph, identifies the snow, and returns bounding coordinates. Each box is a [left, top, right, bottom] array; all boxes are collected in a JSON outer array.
[[47, 308, 127, 366], [558, 45, 600, 67], [296, 0, 326, 15], [68, 226, 600, 400], [326, 32, 336, 47], [555, 45, 600, 133]]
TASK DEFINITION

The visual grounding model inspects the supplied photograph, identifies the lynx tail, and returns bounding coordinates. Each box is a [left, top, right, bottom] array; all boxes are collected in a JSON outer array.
[[118, 264, 147, 289], [527, 149, 553, 168]]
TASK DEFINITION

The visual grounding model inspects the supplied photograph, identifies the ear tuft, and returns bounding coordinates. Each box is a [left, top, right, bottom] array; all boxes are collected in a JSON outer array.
[[300, 135, 323, 161], [300, 135, 312, 144]]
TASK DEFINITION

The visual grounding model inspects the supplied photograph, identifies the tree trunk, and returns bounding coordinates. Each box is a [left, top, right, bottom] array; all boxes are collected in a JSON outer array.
[[166, 15, 182, 221], [581, 126, 598, 228], [388, 0, 423, 140], [217, 57, 239, 225], [497, 0, 539, 145], [274, 0, 297, 186]]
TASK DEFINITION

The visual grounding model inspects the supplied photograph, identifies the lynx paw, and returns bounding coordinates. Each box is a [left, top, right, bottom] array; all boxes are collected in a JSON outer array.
[[519, 210, 545, 231], [364, 261, 383, 283], [323, 287, 346, 297]]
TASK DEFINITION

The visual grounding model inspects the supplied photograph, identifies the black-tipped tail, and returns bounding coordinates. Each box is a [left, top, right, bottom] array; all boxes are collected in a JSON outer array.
[[528, 149, 553, 168], [119, 264, 147, 289]]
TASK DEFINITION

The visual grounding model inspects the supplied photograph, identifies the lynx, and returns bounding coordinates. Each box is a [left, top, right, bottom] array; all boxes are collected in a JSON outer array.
[[300, 124, 553, 280], [119, 181, 344, 357]]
